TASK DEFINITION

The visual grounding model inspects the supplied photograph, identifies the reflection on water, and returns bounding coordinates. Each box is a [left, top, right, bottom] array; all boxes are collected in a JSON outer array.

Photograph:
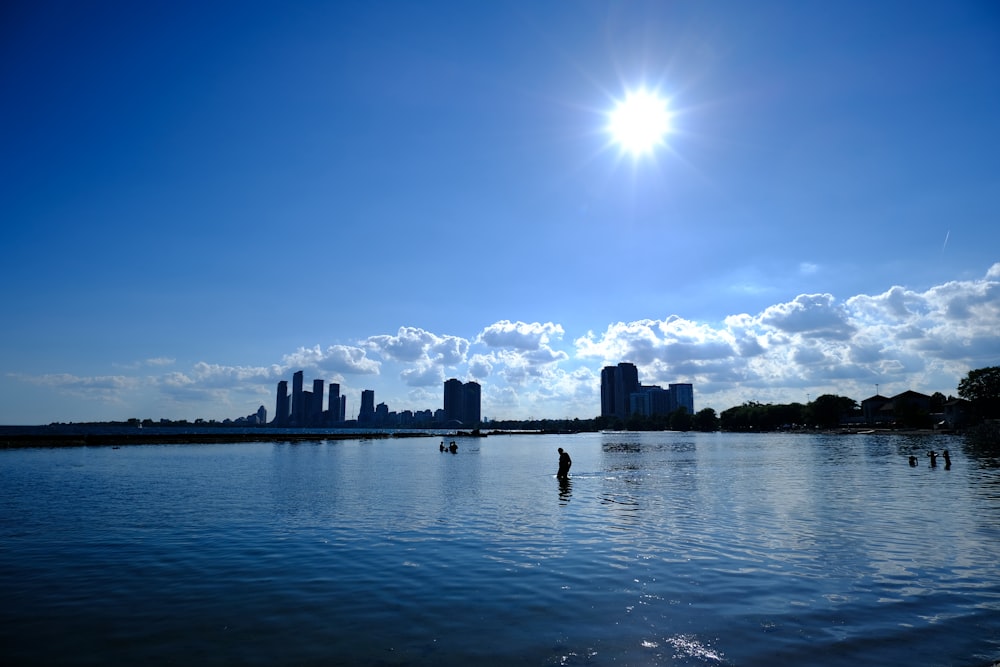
[[1, 431, 998, 666], [557, 475, 572, 504]]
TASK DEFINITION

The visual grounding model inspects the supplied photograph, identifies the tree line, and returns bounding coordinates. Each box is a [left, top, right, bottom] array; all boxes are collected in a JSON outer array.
[[514, 366, 1000, 434]]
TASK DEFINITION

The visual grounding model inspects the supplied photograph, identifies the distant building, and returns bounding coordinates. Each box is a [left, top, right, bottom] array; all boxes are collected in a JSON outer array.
[[444, 378, 463, 424], [943, 398, 970, 429], [328, 383, 341, 424], [292, 370, 305, 426], [274, 380, 290, 426], [601, 363, 694, 420], [631, 385, 671, 417], [669, 383, 694, 414], [270, 371, 478, 429], [358, 389, 375, 423], [861, 394, 891, 424], [311, 379, 325, 426], [861, 390, 933, 425], [443, 378, 482, 426], [600, 363, 640, 420], [463, 381, 481, 425]]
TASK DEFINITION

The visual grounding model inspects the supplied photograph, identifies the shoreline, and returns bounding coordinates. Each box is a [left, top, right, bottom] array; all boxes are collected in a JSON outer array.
[[0, 424, 965, 449]]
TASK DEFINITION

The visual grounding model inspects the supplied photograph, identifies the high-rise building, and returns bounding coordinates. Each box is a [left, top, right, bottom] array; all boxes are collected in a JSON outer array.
[[600, 363, 691, 421], [274, 380, 290, 426], [302, 390, 313, 423], [615, 363, 639, 419], [358, 389, 375, 423], [311, 379, 324, 426], [328, 383, 341, 424], [669, 383, 694, 415], [443, 378, 464, 424], [600, 366, 617, 417], [292, 370, 305, 426], [601, 363, 639, 420], [462, 381, 481, 425], [631, 385, 670, 417], [443, 378, 481, 426]]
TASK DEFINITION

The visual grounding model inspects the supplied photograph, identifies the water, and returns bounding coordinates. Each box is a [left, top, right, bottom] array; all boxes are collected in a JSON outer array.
[[1, 431, 998, 666]]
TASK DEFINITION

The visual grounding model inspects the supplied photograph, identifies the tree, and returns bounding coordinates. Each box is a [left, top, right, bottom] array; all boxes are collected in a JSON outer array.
[[669, 407, 692, 431], [958, 366, 1000, 420], [807, 394, 858, 429], [693, 408, 720, 432]]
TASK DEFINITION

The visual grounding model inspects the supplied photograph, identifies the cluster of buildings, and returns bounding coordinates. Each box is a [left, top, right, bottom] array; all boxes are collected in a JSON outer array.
[[859, 390, 968, 428], [601, 362, 694, 421], [271, 371, 482, 428]]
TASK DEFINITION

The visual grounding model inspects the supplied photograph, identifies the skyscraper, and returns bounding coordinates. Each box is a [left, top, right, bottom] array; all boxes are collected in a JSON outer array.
[[292, 370, 304, 426], [600, 366, 617, 418], [311, 379, 324, 426], [328, 383, 341, 424], [462, 381, 481, 425], [601, 363, 639, 420], [358, 389, 375, 423], [669, 383, 694, 415], [443, 378, 481, 426], [443, 378, 464, 424], [274, 380, 289, 426]]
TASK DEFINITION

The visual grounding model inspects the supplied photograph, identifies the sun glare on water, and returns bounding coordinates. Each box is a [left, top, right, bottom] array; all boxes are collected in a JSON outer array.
[[608, 89, 672, 157]]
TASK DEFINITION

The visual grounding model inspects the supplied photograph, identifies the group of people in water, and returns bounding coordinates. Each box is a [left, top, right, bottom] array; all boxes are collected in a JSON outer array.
[[438, 441, 573, 479], [442, 441, 951, 476], [909, 449, 951, 469]]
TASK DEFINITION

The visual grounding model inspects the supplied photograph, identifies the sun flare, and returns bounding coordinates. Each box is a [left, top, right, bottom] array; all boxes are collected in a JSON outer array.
[[608, 89, 672, 156]]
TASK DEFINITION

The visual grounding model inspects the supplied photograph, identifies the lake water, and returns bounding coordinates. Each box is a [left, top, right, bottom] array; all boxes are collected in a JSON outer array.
[[1, 431, 998, 666]]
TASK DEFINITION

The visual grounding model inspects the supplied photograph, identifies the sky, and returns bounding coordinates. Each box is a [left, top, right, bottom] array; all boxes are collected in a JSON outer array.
[[2, 1, 999, 425]]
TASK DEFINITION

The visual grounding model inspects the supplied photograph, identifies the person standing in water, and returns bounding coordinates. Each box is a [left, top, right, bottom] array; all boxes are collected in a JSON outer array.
[[557, 447, 572, 479]]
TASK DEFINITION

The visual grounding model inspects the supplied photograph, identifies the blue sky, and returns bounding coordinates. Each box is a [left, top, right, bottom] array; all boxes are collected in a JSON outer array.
[[2, 1, 999, 424]]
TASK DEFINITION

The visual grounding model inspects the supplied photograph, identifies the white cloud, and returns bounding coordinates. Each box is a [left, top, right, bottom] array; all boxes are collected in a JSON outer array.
[[14, 373, 137, 392], [282, 344, 380, 375], [758, 293, 855, 340], [572, 264, 1000, 412], [8, 264, 1000, 422], [478, 320, 564, 351], [399, 363, 443, 387], [365, 326, 469, 366]]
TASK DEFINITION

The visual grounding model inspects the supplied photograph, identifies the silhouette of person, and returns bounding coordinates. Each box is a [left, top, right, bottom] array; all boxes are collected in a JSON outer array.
[[449, 441, 458, 454], [909, 455, 917, 467], [928, 450, 938, 467], [942, 449, 951, 469], [557, 447, 572, 479]]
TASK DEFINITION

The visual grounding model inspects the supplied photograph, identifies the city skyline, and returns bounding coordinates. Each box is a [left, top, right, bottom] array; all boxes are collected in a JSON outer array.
[[2, 3, 999, 425], [270, 371, 481, 428]]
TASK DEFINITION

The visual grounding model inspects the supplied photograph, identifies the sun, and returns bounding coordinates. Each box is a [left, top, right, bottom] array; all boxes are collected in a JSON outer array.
[[608, 89, 672, 156]]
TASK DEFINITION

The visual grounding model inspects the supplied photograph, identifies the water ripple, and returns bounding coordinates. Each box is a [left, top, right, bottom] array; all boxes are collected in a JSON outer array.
[[1, 432, 997, 665]]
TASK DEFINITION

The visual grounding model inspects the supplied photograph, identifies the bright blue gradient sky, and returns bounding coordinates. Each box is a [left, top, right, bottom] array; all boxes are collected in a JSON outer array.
[[3, 1, 999, 424]]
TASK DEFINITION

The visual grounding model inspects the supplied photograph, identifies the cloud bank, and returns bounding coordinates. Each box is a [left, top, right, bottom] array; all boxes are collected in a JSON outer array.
[[10, 265, 999, 422]]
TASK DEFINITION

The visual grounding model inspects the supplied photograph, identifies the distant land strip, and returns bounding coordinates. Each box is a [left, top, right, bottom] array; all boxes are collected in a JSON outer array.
[[0, 431, 419, 448], [0, 426, 538, 449]]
